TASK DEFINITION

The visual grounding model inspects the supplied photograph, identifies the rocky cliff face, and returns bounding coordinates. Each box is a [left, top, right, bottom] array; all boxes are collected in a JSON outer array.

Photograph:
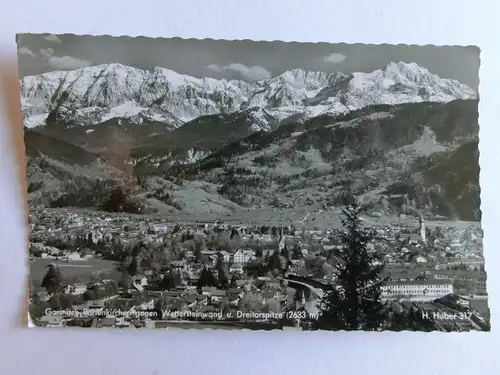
[[21, 61, 476, 130]]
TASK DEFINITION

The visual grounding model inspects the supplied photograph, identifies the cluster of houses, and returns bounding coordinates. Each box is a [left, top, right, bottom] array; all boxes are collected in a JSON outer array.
[[28, 208, 487, 328], [35, 274, 288, 328], [29, 242, 91, 261]]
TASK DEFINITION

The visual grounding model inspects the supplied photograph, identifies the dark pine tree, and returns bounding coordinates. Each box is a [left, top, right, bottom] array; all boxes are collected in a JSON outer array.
[[207, 269, 216, 286], [388, 304, 438, 332], [316, 200, 389, 331], [127, 256, 141, 276], [230, 228, 239, 239], [215, 253, 224, 270], [218, 267, 229, 290], [281, 244, 289, 260], [173, 272, 182, 286], [229, 274, 238, 288], [197, 267, 216, 293], [41, 264, 62, 294], [100, 186, 127, 213], [267, 250, 282, 271], [294, 289, 304, 306], [255, 245, 263, 258], [291, 244, 302, 260], [194, 240, 203, 263], [271, 226, 278, 237], [160, 272, 177, 290]]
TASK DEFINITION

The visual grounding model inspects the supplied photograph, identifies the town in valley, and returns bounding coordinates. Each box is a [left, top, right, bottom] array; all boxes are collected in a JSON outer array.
[[28, 205, 488, 331], [19, 35, 487, 331]]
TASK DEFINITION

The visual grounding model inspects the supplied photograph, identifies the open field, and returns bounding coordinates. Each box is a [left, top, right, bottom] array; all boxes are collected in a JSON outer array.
[[37, 207, 481, 231], [30, 258, 119, 285]]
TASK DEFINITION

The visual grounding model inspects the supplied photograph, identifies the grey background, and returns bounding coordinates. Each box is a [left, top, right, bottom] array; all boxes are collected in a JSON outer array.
[[16, 33, 480, 89]]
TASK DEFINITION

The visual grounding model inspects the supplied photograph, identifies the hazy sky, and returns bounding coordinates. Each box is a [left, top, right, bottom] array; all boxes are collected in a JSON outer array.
[[16, 33, 480, 89]]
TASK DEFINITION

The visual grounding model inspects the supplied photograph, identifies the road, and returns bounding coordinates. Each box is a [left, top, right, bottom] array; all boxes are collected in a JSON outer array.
[[293, 211, 312, 225], [300, 211, 311, 224]]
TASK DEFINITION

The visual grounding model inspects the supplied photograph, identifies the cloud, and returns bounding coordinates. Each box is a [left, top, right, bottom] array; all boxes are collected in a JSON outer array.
[[206, 64, 222, 72], [48, 56, 92, 70], [18, 46, 37, 57], [322, 53, 347, 64], [44, 34, 62, 44], [206, 63, 271, 81], [38, 47, 91, 70], [40, 48, 55, 59]]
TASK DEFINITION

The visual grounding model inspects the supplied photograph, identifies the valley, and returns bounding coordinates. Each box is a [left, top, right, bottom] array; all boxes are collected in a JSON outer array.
[[19, 35, 486, 333], [21, 61, 480, 223]]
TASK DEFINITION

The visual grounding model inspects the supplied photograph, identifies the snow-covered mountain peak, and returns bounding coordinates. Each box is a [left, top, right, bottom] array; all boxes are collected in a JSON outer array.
[[20, 61, 477, 129], [380, 61, 437, 86], [92, 62, 132, 72], [266, 69, 347, 90], [274, 69, 323, 84], [150, 66, 220, 89], [383, 61, 430, 75]]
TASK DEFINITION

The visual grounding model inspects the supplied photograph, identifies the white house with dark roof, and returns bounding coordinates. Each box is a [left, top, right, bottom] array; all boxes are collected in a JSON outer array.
[[63, 283, 87, 295], [229, 263, 244, 275], [233, 249, 255, 265]]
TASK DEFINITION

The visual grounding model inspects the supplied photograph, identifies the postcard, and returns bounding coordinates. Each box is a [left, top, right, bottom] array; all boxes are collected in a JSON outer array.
[[19, 34, 488, 331]]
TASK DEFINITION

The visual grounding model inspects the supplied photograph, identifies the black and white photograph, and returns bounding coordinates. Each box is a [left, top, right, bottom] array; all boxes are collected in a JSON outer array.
[[19, 34, 488, 331]]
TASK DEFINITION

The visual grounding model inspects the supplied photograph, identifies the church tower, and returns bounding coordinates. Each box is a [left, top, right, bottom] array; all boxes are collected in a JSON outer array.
[[278, 228, 285, 252], [419, 215, 427, 245]]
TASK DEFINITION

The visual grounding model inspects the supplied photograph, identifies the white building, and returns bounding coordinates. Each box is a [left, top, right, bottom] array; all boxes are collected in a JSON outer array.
[[415, 255, 428, 263], [67, 252, 81, 261], [233, 249, 256, 265], [381, 279, 454, 300], [64, 283, 87, 295], [151, 224, 168, 234]]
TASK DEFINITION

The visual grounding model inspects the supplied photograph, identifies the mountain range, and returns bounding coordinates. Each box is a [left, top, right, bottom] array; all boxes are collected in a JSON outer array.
[[21, 61, 481, 221], [21, 61, 476, 129]]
